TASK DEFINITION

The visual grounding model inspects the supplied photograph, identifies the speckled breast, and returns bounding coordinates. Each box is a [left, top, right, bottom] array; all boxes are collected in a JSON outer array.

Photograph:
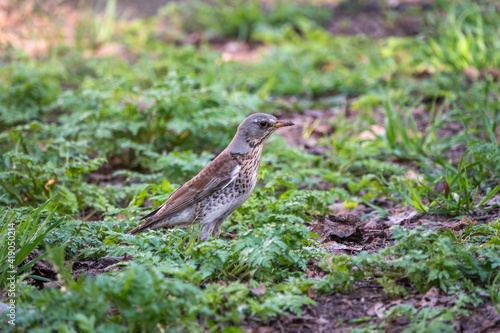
[[194, 147, 262, 223]]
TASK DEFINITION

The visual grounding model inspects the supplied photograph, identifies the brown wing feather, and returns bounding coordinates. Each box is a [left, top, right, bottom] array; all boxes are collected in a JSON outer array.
[[138, 187, 181, 222], [128, 151, 238, 234]]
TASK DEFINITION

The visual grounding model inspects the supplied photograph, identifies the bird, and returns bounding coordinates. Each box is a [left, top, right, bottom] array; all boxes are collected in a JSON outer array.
[[128, 113, 294, 241]]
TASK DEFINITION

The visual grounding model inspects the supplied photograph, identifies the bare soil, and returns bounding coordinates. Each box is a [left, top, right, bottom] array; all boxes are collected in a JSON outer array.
[[326, 0, 430, 38], [242, 201, 500, 333], [244, 286, 500, 332]]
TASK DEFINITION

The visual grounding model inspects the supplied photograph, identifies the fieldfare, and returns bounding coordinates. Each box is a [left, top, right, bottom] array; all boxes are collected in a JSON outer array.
[[128, 113, 294, 241]]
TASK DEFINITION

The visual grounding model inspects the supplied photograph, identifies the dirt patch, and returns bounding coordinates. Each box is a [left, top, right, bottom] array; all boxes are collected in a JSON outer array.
[[326, 0, 432, 38], [0, 0, 138, 59], [84, 162, 130, 188], [211, 40, 270, 63], [309, 198, 500, 258], [0, 0, 77, 57], [308, 213, 393, 255], [276, 109, 339, 155], [248, 200, 500, 333], [22, 249, 126, 290], [301, 195, 500, 333], [244, 285, 500, 332]]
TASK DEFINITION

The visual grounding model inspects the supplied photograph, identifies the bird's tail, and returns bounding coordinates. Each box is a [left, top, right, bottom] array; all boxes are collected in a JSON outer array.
[[128, 206, 161, 235], [128, 223, 147, 235]]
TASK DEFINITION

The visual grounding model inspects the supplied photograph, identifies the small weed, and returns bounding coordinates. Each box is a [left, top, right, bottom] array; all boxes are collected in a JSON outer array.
[[179, 0, 329, 41], [426, 1, 500, 70], [376, 276, 408, 299], [0, 201, 64, 288], [387, 151, 500, 216]]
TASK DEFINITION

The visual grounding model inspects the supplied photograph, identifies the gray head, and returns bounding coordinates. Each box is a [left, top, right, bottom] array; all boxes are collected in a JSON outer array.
[[228, 113, 294, 153]]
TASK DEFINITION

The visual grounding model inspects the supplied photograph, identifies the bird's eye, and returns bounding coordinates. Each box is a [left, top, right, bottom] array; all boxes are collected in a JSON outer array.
[[259, 121, 268, 128]]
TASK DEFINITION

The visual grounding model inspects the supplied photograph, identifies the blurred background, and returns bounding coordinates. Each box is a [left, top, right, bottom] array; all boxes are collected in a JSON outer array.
[[2, 0, 431, 58], [1, 1, 500, 331]]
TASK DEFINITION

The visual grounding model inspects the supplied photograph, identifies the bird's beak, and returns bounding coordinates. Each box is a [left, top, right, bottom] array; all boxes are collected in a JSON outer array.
[[272, 120, 295, 128]]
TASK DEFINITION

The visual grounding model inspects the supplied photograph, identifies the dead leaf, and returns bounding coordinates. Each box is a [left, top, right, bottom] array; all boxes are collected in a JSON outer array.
[[358, 131, 376, 140], [250, 284, 266, 296], [406, 170, 423, 182], [45, 178, 56, 191], [323, 241, 363, 252], [330, 214, 360, 225], [358, 125, 386, 140], [481, 68, 500, 82], [311, 214, 360, 242], [122, 253, 134, 262], [442, 180, 450, 197], [251, 327, 275, 333], [464, 67, 480, 82], [218, 42, 269, 63], [386, 207, 421, 226], [437, 219, 469, 231], [367, 302, 386, 318], [419, 287, 451, 308], [484, 193, 500, 207], [308, 286, 314, 298], [323, 62, 335, 72]]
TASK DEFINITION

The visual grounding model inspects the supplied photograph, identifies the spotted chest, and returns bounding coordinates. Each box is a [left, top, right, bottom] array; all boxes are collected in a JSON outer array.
[[194, 147, 262, 224], [230, 146, 262, 196]]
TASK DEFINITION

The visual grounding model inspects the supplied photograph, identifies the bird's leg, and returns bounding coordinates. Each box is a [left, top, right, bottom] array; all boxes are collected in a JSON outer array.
[[211, 218, 225, 238], [200, 222, 214, 242]]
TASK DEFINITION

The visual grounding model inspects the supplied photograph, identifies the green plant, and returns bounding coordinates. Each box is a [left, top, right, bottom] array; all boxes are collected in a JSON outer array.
[[422, 154, 500, 215], [491, 273, 500, 315], [1, 0, 500, 331], [319, 224, 500, 295], [182, 0, 329, 41], [73, 0, 122, 51], [425, 1, 500, 70], [379, 91, 450, 160], [376, 276, 408, 299], [0, 140, 107, 213], [0, 201, 63, 288], [3, 246, 315, 332], [0, 64, 61, 128], [384, 304, 457, 333], [388, 152, 500, 215]]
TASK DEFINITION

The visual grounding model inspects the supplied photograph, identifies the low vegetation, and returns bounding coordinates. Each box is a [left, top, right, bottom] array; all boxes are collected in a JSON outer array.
[[1, 0, 499, 331]]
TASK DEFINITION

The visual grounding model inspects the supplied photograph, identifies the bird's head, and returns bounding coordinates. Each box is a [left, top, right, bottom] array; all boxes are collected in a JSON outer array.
[[229, 113, 294, 153]]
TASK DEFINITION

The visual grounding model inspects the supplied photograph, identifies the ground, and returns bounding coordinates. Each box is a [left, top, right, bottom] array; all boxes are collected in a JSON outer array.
[[0, 0, 500, 332]]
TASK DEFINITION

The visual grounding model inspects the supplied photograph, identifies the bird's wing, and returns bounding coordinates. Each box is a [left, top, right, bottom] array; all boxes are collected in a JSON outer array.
[[129, 152, 239, 234]]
